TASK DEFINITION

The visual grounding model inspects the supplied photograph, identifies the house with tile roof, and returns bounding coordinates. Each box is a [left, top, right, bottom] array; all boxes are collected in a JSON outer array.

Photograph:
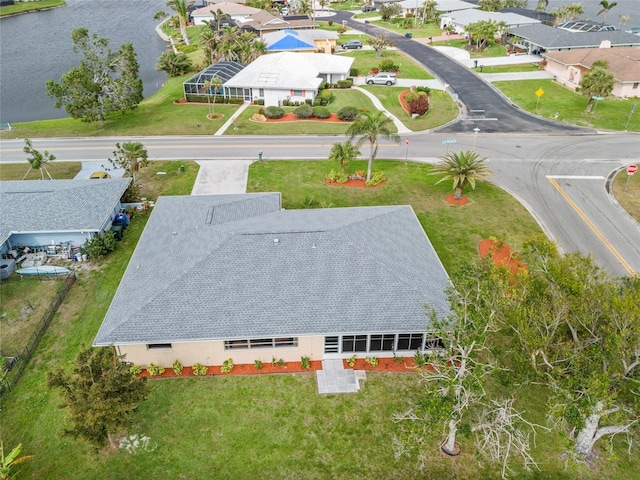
[[234, 11, 315, 38], [223, 52, 353, 105], [543, 45, 640, 98], [263, 29, 339, 54], [507, 24, 640, 54], [0, 179, 131, 257], [93, 193, 452, 369], [439, 9, 540, 35]]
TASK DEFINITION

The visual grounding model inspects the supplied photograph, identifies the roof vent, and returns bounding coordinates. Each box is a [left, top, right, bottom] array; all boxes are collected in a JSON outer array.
[[312, 243, 316, 249], [274, 238, 279, 243]]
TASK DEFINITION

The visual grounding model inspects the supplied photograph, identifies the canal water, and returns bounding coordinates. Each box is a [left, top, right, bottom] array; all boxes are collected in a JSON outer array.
[[0, 0, 169, 123]]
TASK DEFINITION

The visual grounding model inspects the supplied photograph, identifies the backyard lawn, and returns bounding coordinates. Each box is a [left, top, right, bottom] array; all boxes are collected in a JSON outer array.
[[1, 160, 639, 479]]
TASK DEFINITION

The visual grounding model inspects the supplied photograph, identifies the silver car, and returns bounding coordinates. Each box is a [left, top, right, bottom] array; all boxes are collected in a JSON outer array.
[[364, 73, 397, 85]]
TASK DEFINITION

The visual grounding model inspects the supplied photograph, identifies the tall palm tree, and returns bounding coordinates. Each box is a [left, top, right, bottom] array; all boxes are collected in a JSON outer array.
[[579, 64, 614, 112], [328, 141, 361, 173], [597, 0, 617, 23], [205, 76, 223, 114], [166, 0, 194, 46], [430, 150, 490, 200], [109, 142, 149, 181], [346, 111, 400, 181]]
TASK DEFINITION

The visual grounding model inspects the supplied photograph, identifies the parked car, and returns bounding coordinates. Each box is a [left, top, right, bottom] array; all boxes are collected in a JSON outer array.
[[364, 72, 397, 85], [280, 7, 289, 15], [90, 171, 111, 179], [361, 4, 375, 11], [341, 40, 362, 50]]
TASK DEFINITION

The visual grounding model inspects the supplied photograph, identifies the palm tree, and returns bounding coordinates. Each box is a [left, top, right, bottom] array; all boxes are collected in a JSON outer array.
[[536, 0, 548, 11], [430, 150, 490, 200], [579, 63, 615, 112], [166, 0, 194, 46], [597, 0, 617, 23], [109, 142, 149, 181], [156, 50, 193, 77], [204, 76, 223, 115], [328, 141, 361, 173], [0, 443, 33, 480], [346, 111, 400, 181], [22, 138, 55, 180], [618, 14, 631, 29]]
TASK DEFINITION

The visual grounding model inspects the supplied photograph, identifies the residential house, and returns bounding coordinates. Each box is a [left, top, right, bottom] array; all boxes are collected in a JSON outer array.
[[507, 24, 640, 54], [440, 9, 540, 35], [223, 52, 353, 105], [395, 0, 479, 17], [93, 193, 452, 369], [263, 29, 339, 54], [183, 61, 246, 99], [191, 1, 261, 25], [543, 44, 640, 98], [0, 179, 131, 257], [234, 11, 315, 38]]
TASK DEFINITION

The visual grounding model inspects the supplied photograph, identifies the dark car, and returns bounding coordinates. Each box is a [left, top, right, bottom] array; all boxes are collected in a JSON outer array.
[[341, 40, 363, 50], [361, 4, 375, 11]]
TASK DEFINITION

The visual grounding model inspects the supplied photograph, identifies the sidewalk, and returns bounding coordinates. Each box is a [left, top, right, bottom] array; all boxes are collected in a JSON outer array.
[[353, 86, 411, 134]]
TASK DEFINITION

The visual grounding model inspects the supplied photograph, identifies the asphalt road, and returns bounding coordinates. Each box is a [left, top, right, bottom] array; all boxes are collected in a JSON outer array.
[[332, 11, 589, 134], [1, 134, 638, 276]]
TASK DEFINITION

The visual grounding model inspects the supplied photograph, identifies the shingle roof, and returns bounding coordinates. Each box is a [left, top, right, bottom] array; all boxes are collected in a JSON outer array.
[[441, 9, 540, 28], [544, 47, 640, 82], [191, 2, 260, 17], [93, 193, 452, 346], [510, 24, 640, 49], [235, 10, 315, 32], [0, 179, 131, 246]]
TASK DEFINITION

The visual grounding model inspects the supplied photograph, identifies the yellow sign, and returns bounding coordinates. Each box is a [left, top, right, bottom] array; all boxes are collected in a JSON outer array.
[[536, 88, 545, 97]]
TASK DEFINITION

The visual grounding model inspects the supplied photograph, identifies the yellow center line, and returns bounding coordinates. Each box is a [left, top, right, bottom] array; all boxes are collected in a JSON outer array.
[[547, 177, 635, 276]]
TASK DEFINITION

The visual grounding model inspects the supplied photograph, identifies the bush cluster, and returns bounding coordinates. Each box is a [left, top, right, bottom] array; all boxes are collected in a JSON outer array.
[[294, 104, 313, 119], [84, 230, 117, 260], [263, 106, 285, 119], [406, 91, 429, 115], [365, 170, 386, 187], [146, 363, 165, 376], [379, 59, 399, 72], [314, 89, 333, 106], [220, 358, 234, 373], [192, 363, 208, 376], [337, 106, 360, 121], [326, 169, 349, 183], [172, 359, 183, 375], [313, 106, 330, 119]]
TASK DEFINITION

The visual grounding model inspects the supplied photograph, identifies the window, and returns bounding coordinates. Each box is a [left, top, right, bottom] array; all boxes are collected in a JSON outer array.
[[324, 336, 339, 353], [633, 82, 639, 89], [369, 334, 395, 351], [293, 89, 303, 97], [224, 337, 298, 350], [397, 333, 424, 351], [342, 335, 367, 352], [259, 88, 265, 97], [425, 335, 444, 350], [147, 343, 172, 350]]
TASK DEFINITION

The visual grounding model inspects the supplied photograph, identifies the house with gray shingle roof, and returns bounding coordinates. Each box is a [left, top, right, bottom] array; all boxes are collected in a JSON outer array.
[[93, 193, 452, 369], [0, 179, 131, 257]]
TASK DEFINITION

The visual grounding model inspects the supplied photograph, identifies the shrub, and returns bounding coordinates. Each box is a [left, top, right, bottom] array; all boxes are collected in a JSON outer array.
[[379, 59, 399, 72], [263, 106, 285, 119], [336, 78, 353, 89], [370, 67, 380, 74], [315, 89, 333, 106], [365, 356, 379, 367], [294, 104, 313, 119], [172, 359, 183, 375], [392, 351, 404, 364], [254, 359, 264, 370], [326, 169, 349, 183], [83, 230, 117, 260], [227, 97, 244, 105], [220, 358, 234, 373], [336, 25, 347, 34], [129, 365, 142, 376], [337, 106, 360, 121], [349, 67, 359, 77], [192, 363, 208, 376], [414, 350, 427, 368], [301, 356, 311, 369], [305, 98, 313, 105], [346, 355, 357, 367], [313, 106, 330, 119], [255, 98, 264, 105], [416, 86, 431, 95], [272, 357, 286, 368], [409, 95, 429, 115], [366, 170, 386, 186], [328, 20, 333, 26], [146, 363, 165, 376]]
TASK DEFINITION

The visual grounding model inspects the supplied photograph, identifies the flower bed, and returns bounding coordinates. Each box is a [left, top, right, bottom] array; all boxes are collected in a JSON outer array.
[[139, 360, 322, 378], [478, 238, 527, 275], [342, 357, 417, 371], [324, 178, 387, 188]]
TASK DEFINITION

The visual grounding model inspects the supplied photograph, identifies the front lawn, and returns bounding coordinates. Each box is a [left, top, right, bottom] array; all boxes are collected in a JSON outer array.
[[0, 0, 64, 16], [431, 39, 507, 58], [369, 20, 443, 38], [613, 167, 640, 223], [0, 161, 81, 180], [493, 79, 640, 132], [343, 49, 433, 79]]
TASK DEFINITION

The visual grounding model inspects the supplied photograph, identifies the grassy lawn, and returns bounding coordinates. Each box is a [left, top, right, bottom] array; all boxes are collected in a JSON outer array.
[[0, 161, 81, 180], [0, 76, 239, 139], [493, 79, 640, 132], [227, 89, 380, 135], [612, 168, 640, 223], [431, 39, 507, 58], [475, 63, 541, 73], [363, 86, 457, 131], [343, 49, 433, 79], [2, 159, 639, 479], [0, 0, 64, 16], [326, 0, 365, 11], [370, 20, 443, 38]]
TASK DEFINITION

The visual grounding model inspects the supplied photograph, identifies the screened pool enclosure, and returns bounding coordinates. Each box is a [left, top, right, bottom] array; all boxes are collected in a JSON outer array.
[[182, 61, 245, 99]]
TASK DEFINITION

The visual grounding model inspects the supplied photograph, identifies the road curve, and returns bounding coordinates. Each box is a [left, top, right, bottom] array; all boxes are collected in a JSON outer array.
[[331, 10, 591, 134]]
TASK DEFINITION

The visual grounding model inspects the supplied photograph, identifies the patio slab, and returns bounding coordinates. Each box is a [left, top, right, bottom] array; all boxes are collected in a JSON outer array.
[[316, 359, 365, 394]]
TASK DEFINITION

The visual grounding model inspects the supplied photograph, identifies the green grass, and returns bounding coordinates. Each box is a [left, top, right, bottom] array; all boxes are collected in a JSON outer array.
[[0, 0, 64, 16], [493, 79, 640, 132], [431, 39, 507, 58], [343, 49, 433, 79], [475, 63, 541, 73], [0, 162, 81, 180], [363, 86, 457, 132], [0, 76, 239, 139], [613, 168, 640, 223], [328, 0, 366, 11], [369, 20, 443, 38]]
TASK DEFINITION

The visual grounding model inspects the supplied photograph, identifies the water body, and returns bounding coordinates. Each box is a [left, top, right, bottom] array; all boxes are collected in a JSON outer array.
[[0, 0, 169, 123], [525, 0, 640, 25]]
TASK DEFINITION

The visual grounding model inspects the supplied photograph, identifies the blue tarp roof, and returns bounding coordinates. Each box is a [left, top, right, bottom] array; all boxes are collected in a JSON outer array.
[[266, 32, 315, 51]]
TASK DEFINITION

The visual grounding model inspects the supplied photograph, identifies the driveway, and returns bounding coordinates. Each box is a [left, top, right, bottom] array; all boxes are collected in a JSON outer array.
[[191, 160, 252, 195]]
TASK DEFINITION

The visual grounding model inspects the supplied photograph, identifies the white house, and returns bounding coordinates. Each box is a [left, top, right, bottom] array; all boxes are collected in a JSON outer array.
[[191, 1, 261, 25], [223, 52, 353, 105], [440, 9, 540, 35]]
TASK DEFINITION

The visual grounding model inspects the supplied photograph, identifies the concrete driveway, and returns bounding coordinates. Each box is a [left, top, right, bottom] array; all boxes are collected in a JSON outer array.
[[191, 160, 253, 195]]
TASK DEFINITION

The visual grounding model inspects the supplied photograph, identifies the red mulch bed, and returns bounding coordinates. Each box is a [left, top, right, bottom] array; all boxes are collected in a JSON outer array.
[[324, 178, 387, 188], [478, 239, 527, 275], [399, 90, 411, 115], [343, 357, 419, 372], [445, 194, 468, 205], [264, 112, 348, 123], [139, 360, 322, 379]]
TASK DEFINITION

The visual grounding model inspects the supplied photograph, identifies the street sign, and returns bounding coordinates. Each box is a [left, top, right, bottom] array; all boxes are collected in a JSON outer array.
[[441, 139, 456, 144], [405, 137, 409, 146], [592, 96, 605, 101], [535, 88, 544, 97], [627, 164, 638, 175]]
